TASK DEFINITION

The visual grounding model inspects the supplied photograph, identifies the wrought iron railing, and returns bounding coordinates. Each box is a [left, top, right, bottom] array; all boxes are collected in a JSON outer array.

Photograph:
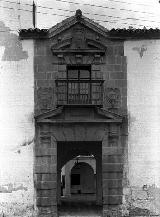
[[55, 79, 104, 106]]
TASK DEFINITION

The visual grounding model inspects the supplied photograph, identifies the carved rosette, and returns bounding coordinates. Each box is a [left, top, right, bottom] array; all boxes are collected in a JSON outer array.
[[37, 87, 53, 111], [104, 88, 121, 108]]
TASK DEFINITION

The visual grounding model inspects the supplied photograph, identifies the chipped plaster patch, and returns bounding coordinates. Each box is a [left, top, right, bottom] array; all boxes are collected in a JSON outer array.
[[0, 21, 28, 61], [132, 45, 147, 58]]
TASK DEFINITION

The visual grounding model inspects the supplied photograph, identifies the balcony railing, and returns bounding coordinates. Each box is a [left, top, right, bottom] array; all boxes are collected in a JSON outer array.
[[55, 79, 104, 106]]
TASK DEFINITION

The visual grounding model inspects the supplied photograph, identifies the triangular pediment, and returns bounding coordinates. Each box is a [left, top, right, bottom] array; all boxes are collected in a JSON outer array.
[[48, 10, 108, 39], [48, 10, 110, 55], [50, 23, 108, 55], [35, 106, 123, 123]]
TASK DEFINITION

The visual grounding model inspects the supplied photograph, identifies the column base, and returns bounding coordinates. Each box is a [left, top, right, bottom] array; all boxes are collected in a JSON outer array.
[[37, 206, 58, 217], [103, 205, 123, 217]]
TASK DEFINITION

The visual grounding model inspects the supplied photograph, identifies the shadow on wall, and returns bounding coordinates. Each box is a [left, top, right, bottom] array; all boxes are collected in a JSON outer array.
[[0, 21, 28, 61]]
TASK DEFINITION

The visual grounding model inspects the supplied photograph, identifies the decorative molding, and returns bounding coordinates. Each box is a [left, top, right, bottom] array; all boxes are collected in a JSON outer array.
[[75, 54, 83, 64], [93, 54, 101, 64], [57, 54, 65, 64], [35, 106, 123, 123]]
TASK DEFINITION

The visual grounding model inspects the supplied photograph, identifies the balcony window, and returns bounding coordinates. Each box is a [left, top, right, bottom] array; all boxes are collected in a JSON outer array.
[[56, 65, 103, 106]]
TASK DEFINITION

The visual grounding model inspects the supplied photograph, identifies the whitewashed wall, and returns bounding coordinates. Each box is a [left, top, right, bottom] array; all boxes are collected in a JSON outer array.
[[124, 40, 160, 188], [0, 2, 35, 215]]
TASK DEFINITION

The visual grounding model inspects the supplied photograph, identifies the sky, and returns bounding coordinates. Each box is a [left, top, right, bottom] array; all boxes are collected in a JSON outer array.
[[36, 0, 160, 29], [1, 0, 160, 31]]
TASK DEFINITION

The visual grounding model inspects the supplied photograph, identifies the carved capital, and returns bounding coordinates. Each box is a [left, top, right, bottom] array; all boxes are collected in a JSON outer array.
[[57, 54, 65, 64], [75, 54, 83, 64], [93, 54, 101, 64]]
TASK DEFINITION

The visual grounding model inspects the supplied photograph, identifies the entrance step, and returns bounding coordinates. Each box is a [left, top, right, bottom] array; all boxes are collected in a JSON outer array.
[[58, 203, 102, 217]]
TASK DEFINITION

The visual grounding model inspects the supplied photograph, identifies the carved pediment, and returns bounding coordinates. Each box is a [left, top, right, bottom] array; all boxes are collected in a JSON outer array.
[[35, 106, 123, 123], [51, 37, 107, 55], [51, 22, 107, 55]]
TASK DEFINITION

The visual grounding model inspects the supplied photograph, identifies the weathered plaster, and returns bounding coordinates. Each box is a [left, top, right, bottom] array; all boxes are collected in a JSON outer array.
[[124, 40, 160, 214], [0, 32, 34, 216], [0, 21, 28, 61]]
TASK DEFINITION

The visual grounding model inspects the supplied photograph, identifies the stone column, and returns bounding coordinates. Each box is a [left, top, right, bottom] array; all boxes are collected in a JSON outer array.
[[34, 129, 57, 217], [102, 125, 123, 217], [96, 155, 102, 205], [57, 168, 61, 205], [64, 163, 71, 197]]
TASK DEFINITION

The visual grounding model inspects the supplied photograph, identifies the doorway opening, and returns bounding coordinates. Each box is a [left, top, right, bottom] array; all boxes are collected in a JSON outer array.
[[61, 155, 96, 202], [57, 142, 102, 215]]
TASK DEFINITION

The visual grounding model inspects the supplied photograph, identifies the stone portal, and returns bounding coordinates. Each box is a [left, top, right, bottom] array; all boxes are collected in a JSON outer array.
[[34, 106, 126, 216]]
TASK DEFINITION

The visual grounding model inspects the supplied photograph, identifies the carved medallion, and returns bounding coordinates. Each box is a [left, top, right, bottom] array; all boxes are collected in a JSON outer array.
[[105, 88, 120, 108]]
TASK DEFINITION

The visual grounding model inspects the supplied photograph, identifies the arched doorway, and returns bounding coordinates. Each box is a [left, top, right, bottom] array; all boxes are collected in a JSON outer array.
[[61, 156, 96, 199], [70, 161, 95, 195], [57, 141, 102, 214]]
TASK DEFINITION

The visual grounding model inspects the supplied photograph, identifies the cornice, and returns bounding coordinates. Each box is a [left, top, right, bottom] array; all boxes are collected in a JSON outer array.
[[19, 27, 160, 41], [19, 9, 160, 40]]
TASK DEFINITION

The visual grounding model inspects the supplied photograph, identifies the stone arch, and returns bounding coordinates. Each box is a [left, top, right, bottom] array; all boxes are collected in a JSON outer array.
[[70, 162, 96, 194], [57, 141, 101, 170], [69, 157, 96, 174]]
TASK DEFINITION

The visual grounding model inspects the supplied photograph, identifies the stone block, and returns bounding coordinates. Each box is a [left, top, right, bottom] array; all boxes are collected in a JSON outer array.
[[36, 181, 57, 190], [103, 205, 122, 217], [36, 73, 46, 80], [37, 206, 57, 217], [102, 171, 123, 179], [46, 63, 54, 72], [103, 155, 123, 163], [122, 56, 127, 73], [58, 65, 66, 71], [35, 156, 57, 165], [35, 163, 57, 173], [106, 56, 116, 64], [110, 72, 126, 80], [102, 147, 123, 155], [46, 72, 52, 79], [37, 197, 57, 206], [114, 65, 122, 72], [103, 195, 122, 205], [106, 64, 114, 72], [36, 80, 51, 87], [35, 148, 57, 156], [35, 44, 46, 56], [102, 163, 123, 172], [122, 96, 127, 108], [103, 179, 122, 189], [121, 87, 127, 97], [42, 173, 57, 181], [35, 56, 44, 66], [103, 187, 123, 195], [114, 45, 124, 56], [116, 56, 122, 64], [114, 79, 127, 88], [107, 46, 114, 56], [92, 64, 101, 71], [37, 189, 57, 197]]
